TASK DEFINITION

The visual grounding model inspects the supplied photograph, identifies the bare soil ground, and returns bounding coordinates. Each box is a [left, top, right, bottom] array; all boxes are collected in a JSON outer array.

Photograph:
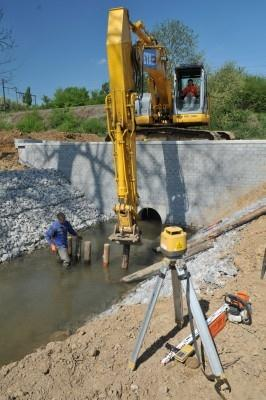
[[0, 216, 265, 400], [0, 130, 104, 170]]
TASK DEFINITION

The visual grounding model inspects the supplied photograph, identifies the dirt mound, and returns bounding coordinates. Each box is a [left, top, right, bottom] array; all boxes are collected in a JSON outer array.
[[215, 182, 266, 222], [0, 216, 265, 399]]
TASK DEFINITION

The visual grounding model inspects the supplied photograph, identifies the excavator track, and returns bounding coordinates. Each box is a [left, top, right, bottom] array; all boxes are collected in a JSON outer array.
[[105, 127, 234, 142], [135, 125, 235, 141]]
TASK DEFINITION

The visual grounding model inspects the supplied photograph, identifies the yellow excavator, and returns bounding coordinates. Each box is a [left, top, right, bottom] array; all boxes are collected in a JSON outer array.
[[105, 7, 230, 268]]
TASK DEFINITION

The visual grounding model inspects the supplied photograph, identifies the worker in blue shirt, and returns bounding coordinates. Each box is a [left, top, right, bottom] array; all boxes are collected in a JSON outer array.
[[45, 212, 78, 267]]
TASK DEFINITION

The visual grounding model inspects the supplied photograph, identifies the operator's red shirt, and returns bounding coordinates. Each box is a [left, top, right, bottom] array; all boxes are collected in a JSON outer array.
[[182, 84, 198, 97]]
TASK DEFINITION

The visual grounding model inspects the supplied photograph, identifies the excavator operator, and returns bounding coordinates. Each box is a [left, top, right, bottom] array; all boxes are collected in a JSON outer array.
[[182, 78, 199, 109]]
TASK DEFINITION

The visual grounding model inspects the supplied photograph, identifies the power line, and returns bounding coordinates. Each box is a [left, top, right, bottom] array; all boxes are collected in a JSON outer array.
[[0, 80, 37, 109]]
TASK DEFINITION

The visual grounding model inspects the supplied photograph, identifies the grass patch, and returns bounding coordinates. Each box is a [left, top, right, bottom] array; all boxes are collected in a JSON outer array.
[[49, 108, 80, 132], [231, 111, 266, 139], [49, 108, 106, 135], [211, 110, 266, 139], [16, 111, 46, 133], [80, 117, 106, 136], [0, 116, 13, 131]]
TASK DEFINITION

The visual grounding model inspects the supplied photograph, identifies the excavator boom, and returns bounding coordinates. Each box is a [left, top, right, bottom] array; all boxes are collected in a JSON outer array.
[[105, 7, 140, 268]]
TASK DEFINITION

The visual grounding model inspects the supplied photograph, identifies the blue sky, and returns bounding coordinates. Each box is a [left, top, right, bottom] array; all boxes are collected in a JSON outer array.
[[1, 0, 266, 103]]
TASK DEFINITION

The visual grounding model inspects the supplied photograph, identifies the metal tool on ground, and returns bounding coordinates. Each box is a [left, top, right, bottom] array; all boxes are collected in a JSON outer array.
[[225, 292, 252, 324], [162, 303, 228, 365], [129, 226, 230, 394], [172, 344, 194, 363], [162, 291, 252, 365]]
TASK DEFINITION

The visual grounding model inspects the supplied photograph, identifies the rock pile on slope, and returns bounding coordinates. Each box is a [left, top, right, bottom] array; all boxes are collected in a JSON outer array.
[[122, 229, 238, 306], [0, 169, 107, 263]]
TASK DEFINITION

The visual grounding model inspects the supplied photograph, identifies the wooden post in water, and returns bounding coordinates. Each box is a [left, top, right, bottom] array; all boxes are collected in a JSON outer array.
[[68, 237, 72, 256], [72, 236, 77, 261], [76, 237, 82, 261], [83, 241, 91, 263], [103, 243, 110, 267], [121, 244, 130, 269]]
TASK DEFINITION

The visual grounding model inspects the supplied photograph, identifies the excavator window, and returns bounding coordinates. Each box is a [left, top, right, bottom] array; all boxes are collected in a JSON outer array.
[[174, 65, 205, 114]]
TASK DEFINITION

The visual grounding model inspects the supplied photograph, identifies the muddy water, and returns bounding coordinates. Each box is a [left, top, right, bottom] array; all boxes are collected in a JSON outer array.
[[0, 220, 162, 366]]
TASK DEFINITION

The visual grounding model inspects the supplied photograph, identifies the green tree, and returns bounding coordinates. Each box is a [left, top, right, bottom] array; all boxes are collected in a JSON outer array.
[[101, 82, 109, 95], [43, 84, 108, 109], [53, 86, 90, 107], [208, 62, 245, 129], [42, 95, 52, 107], [152, 20, 203, 77], [208, 62, 266, 138], [240, 75, 266, 113], [23, 87, 32, 106], [88, 89, 105, 105], [209, 63, 245, 108]]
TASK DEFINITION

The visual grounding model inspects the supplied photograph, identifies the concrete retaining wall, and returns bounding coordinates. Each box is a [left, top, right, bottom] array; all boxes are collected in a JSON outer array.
[[17, 140, 266, 226]]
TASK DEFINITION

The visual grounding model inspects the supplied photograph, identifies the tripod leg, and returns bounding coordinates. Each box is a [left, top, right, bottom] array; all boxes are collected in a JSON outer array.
[[171, 263, 183, 328], [177, 263, 224, 378], [129, 266, 168, 370]]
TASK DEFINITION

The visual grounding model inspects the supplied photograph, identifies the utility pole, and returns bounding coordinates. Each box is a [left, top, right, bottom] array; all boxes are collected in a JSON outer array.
[[15, 87, 18, 104], [1, 79, 6, 110], [32, 94, 37, 106]]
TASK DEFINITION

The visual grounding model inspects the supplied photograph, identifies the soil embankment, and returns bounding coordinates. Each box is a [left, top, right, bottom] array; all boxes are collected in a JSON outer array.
[[0, 105, 105, 170], [0, 216, 265, 400], [0, 130, 104, 170]]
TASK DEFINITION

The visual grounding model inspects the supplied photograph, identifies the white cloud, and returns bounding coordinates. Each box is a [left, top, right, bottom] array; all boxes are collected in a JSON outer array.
[[98, 58, 106, 65]]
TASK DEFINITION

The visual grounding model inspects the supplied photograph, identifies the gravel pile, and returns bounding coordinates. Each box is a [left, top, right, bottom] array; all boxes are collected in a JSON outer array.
[[0, 169, 108, 263]]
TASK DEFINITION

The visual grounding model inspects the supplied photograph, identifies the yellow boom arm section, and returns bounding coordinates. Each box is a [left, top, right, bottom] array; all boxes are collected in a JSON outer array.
[[105, 7, 173, 268], [130, 20, 172, 122], [105, 8, 140, 249]]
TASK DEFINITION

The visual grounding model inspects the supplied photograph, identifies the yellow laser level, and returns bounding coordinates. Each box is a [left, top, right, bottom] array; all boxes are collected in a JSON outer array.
[[160, 226, 187, 258]]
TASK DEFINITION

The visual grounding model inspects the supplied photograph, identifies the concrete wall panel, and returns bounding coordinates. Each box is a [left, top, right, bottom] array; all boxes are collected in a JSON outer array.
[[17, 140, 266, 227]]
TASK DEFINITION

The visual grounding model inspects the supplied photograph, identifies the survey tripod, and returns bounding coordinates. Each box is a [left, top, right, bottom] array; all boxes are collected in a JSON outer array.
[[128, 255, 231, 393]]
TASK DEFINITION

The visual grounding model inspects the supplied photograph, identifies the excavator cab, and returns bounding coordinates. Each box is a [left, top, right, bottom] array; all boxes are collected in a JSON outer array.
[[173, 64, 209, 126]]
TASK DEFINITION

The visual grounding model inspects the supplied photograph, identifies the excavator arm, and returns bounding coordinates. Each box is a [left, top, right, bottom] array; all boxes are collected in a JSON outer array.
[[130, 19, 172, 123], [105, 7, 173, 268], [105, 8, 140, 268]]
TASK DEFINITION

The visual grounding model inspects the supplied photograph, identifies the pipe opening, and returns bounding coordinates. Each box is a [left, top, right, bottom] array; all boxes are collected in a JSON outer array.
[[138, 208, 162, 240], [138, 207, 162, 223]]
